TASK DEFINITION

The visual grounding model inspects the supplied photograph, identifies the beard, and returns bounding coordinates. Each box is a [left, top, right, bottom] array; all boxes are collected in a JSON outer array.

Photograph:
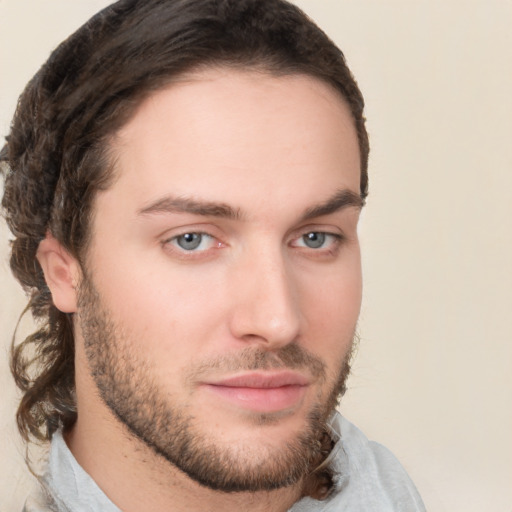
[[77, 274, 353, 493]]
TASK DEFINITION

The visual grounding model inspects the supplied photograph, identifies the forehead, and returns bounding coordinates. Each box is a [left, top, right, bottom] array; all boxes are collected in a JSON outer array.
[[102, 67, 361, 217]]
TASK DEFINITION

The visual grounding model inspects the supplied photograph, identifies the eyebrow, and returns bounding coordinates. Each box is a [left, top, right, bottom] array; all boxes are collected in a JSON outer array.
[[138, 196, 243, 220], [137, 188, 363, 221], [299, 189, 364, 222]]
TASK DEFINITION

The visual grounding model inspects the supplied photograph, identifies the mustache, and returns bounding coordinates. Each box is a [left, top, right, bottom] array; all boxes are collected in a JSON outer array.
[[186, 343, 327, 382]]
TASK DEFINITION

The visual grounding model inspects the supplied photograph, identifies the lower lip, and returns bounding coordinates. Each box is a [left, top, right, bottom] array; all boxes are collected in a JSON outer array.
[[203, 384, 307, 413]]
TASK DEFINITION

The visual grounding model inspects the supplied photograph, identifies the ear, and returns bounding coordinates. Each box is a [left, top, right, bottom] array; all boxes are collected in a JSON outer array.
[[36, 234, 82, 313]]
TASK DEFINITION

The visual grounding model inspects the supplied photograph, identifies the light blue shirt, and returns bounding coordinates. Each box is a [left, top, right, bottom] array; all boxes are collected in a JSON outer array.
[[23, 413, 426, 511]]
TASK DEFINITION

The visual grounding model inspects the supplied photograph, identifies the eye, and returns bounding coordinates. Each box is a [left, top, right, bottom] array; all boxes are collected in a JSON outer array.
[[302, 232, 327, 249], [168, 232, 216, 252], [295, 231, 340, 250]]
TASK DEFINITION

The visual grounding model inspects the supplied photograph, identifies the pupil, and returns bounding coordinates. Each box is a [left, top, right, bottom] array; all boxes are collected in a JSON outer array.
[[304, 232, 325, 249], [178, 233, 201, 250]]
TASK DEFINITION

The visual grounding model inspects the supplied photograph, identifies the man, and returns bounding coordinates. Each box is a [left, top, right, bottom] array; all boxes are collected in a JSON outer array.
[[1, 0, 425, 510]]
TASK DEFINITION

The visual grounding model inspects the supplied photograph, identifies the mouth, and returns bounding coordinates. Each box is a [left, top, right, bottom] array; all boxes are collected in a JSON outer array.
[[202, 371, 310, 413]]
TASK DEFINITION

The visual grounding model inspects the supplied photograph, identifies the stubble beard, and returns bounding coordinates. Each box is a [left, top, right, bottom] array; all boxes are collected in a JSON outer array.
[[77, 275, 354, 493]]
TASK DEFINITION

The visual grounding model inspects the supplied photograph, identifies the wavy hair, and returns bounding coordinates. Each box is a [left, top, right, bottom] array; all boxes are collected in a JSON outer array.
[[1, 0, 368, 499]]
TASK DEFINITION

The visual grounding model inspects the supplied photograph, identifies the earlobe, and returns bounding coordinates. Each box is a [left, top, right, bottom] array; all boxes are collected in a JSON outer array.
[[36, 234, 81, 313]]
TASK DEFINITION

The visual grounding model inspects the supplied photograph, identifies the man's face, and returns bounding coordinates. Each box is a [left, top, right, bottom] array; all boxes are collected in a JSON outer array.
[[76, 68, 362, 491]]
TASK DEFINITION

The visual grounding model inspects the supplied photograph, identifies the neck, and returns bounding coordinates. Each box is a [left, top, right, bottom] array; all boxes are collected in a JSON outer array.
[[66, 417, 302, 512]]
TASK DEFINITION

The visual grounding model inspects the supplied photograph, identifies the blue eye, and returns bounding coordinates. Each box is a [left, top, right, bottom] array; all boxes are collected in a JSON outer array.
[[171, 233, 214, 251], [302, 232, 326, 249], [176, 233, 202, 250], [292, 231, 342, 252]]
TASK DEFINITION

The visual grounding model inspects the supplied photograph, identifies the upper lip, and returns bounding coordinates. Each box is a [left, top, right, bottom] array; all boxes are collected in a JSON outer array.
[[205, 371, 310, 389]]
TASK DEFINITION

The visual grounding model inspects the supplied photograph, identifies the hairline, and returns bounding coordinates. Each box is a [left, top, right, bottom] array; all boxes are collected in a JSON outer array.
[[82, 63, 364, 256]]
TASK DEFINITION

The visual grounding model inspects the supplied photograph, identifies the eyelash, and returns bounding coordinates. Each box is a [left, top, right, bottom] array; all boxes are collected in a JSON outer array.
[[162, 229, 345, 259], [291, 232, 344, 252], [163, 232, 222, 255]]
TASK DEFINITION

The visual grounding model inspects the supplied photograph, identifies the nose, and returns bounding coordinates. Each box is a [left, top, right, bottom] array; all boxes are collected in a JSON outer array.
[[228, 247, 301, 349]]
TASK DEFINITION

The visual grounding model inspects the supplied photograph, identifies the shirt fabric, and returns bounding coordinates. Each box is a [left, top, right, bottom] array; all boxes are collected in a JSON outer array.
[[23, 413, 426, 512]]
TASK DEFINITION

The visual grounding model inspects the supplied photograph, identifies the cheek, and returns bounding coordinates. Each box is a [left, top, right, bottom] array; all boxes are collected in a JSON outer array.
[[298, 257, 362, 358], [88, 250, 229, 361]]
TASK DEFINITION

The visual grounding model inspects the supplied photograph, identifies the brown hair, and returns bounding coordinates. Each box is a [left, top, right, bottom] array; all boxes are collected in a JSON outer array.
[[1, 0, 368, 499]]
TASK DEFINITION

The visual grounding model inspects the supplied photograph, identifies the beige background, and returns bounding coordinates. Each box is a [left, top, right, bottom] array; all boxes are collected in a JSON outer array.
[[1, 1, 511, 511]]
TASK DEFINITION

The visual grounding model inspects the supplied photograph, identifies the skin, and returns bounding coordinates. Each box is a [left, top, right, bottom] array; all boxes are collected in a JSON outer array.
[[38, 68, 363, 512]]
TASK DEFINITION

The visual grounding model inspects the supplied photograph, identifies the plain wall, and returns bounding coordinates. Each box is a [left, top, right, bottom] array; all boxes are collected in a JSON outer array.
[[1, 1, 511, 511]]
